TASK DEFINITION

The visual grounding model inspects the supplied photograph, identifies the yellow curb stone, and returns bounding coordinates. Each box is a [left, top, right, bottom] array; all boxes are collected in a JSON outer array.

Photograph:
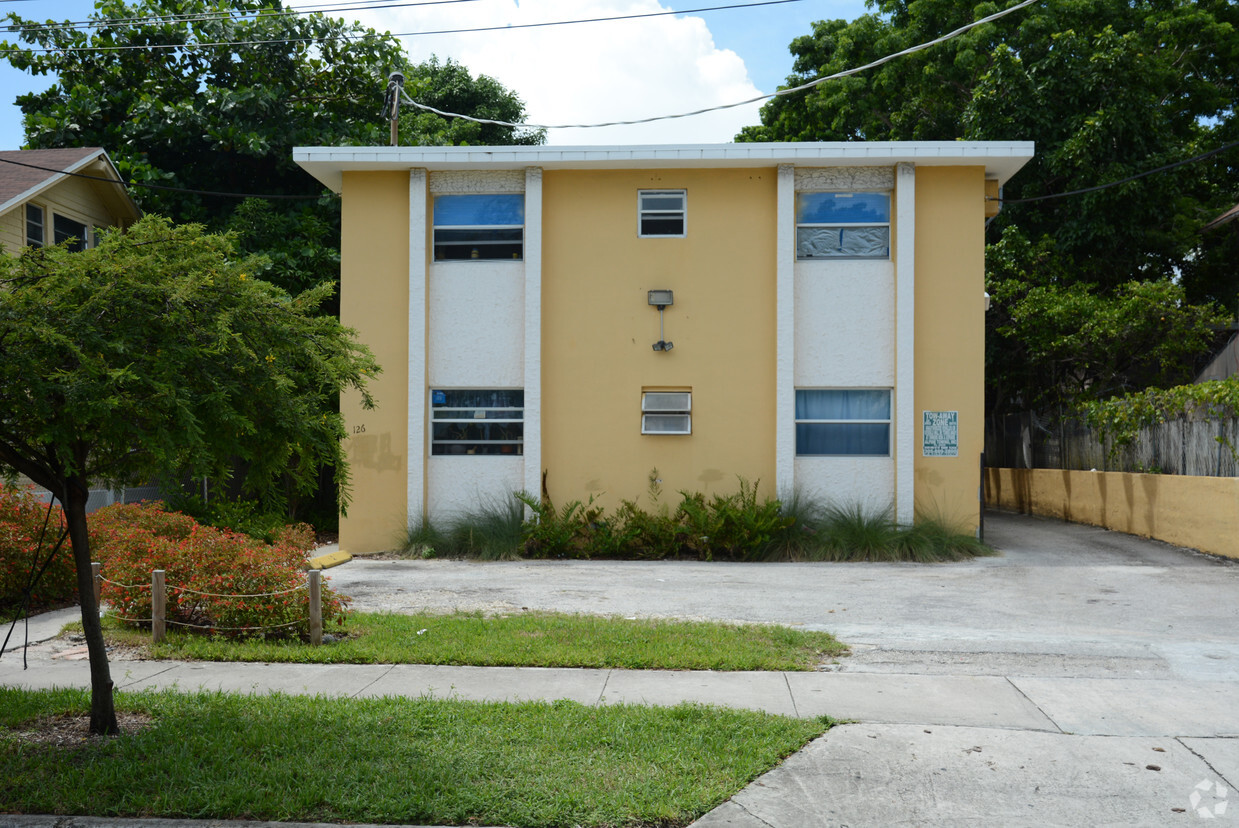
[[307, 550, 353, 570]]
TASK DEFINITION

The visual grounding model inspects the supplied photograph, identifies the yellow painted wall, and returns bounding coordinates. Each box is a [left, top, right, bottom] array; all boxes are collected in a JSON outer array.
[[986, 468, 1239, 560], [338, 171, 411, 554], [912, 167, 986, 531], [540, 168, 777, 508]]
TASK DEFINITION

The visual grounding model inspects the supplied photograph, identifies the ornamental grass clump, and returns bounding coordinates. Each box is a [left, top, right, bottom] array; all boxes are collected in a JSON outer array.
[[0, 485, 77, 619], [90, 502, 346, 640]]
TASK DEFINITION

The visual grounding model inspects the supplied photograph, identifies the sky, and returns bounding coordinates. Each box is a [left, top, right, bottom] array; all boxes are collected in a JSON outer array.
[[0, 0, 873, 149]]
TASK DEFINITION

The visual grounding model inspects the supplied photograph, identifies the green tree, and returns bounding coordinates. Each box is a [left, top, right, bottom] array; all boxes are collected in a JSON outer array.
[[1, 1, 542, 285], [0, 216, 377, 733], [739, 0, 1239, 414]]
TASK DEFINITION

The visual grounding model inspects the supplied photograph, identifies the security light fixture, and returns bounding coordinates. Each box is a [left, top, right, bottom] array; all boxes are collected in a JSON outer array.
[[647, 289, 674, 309], [648, 290, 674, 352]]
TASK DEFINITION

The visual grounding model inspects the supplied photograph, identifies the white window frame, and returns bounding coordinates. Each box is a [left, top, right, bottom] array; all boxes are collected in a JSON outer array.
[[432, 194, 524, 262], [795, 191, 890, 260], [794, 388, 891, 456], [430, 389, 524, 456], [641, 390, 691, 435], [25, 203, 44, 248], [638, 190, 686, 238]]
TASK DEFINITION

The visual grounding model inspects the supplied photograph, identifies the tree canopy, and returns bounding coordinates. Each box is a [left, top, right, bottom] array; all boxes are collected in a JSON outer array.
[[0, 216, 377, 732], [1, 1, 542, 227], [740, 0, 1239, 413]]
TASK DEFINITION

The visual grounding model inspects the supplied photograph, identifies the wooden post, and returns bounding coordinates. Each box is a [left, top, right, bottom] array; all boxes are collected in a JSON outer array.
[[152, 569, 166, 644], [91, 562, 102, 609], [308, 570, 322, 646]]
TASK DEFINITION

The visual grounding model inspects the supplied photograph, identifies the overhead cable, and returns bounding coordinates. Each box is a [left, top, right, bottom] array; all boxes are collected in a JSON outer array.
[[3, 0, 487, 36], [0, 155, 332, 200], [992, 140, 1239, 205], [0, 0, 808, 53], [398, 0, 1041, 130]]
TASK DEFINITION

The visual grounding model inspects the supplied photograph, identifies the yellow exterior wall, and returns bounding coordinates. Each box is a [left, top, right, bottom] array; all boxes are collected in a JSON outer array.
[[986, 468, 1239, 560], [338, 171, 410, 554], [912, 167, 986, 531], [540, 168, 777, 508]]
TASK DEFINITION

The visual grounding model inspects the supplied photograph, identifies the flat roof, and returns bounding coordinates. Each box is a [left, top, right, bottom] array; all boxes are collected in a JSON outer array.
[[294, 141, 1035, 193]]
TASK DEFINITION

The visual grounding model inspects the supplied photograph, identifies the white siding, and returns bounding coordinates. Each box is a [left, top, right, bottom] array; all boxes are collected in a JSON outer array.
[[793, 260, 895, 387], [421, 170, 529, 523], [427, 455, 525, 522], [427, 261, 525, 387]]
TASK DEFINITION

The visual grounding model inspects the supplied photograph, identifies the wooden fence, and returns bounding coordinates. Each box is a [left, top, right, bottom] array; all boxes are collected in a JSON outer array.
[[986, 412, 1239, 477]]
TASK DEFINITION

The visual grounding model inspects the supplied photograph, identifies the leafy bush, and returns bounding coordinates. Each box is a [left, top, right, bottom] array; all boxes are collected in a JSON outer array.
[[0, 485, 77, 618], [404, 474, 992, 563], [163, 493, 293, 544], [90, 502, 344, 640]]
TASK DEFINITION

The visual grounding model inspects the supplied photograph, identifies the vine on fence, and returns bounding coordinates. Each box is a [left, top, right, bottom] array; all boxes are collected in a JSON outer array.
[[1079, 376, 1239, 461]]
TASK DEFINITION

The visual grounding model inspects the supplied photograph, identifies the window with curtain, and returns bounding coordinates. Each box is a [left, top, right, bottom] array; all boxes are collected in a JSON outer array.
[[795, 389, 891, 455]]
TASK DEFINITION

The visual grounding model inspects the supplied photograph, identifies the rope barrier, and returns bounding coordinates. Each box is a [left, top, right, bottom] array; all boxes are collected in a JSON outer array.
[[99, 576, 150, 590], [167, 583, 307, 599], [109, 614, 305, 632]]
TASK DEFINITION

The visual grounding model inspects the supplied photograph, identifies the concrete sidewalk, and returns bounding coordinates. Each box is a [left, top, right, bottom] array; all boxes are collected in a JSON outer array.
[[2, 512, 1237, 826]]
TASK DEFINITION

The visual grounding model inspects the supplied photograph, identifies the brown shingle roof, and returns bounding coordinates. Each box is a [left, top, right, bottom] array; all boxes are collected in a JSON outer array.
[[0, 147, 106, 206]]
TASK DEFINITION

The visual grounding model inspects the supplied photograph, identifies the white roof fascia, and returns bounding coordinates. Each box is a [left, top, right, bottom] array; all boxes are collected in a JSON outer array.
[[294, 141, 1035, 193], [0, 148, 114, 218]]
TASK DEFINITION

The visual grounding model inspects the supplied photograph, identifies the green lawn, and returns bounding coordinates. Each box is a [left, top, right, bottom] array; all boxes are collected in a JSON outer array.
[[102, 610, 847, 671], [0, 687, 830, 827]]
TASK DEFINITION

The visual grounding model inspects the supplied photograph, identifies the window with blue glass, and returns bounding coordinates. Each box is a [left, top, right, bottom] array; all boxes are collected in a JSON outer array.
[[795, 389, 891, 456], [431, 389, 523, 455], [795, 192, 890, 259], [433, 194, 524, 261]]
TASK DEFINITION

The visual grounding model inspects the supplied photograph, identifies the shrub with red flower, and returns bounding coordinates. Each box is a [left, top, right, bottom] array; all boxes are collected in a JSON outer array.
[[89, 502, 347, 640], [0, 485, 77, 617]]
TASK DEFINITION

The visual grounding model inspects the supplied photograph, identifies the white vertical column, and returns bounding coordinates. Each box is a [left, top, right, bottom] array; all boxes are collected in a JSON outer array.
[[407, 168, 428, 526], [894, 162, 916, 524], [523, 167, 543, 500], [775, 164, 796, 497]]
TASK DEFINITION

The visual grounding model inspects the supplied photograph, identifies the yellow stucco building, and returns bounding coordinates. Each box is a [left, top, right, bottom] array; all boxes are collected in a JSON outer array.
[[296, 142, 1033, 554]]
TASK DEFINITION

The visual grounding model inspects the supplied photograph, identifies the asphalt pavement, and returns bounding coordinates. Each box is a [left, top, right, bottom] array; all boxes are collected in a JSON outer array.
[[1, 510, 1236, 827]]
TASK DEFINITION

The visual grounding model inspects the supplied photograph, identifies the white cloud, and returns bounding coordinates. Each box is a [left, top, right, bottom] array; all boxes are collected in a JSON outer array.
[[340, 0, 764, 145]]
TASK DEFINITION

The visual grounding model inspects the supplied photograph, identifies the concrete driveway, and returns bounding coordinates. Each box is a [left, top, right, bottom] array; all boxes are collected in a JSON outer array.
[[325, 510, 1239, 825], [329, 510, 1239, 683]]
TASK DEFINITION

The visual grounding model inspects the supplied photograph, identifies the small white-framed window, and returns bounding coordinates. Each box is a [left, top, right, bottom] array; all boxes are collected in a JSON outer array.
[[796, 192, 890, 259], [433, 194, 524, 261], [638, 190, 686, 237], [795, 389, 891, 455], [25, 204, 44, 248], [53, 214, 89, 252], [642, 390, 691, 435], [431, 389, 524, 455]]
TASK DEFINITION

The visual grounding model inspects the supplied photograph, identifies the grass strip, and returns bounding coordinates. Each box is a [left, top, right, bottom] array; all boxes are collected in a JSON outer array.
[[0, 687, 830, 827], [100, 611, 846, 670]]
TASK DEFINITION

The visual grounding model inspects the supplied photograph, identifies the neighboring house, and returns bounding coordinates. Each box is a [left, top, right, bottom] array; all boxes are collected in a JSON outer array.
[[1, 147, 144, 511], [0, 147, 141, 256], [295, 142, 1034, 554]]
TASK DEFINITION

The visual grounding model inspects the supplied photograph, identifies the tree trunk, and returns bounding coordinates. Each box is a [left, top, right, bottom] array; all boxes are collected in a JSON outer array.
[[64, 478, 118, 736]]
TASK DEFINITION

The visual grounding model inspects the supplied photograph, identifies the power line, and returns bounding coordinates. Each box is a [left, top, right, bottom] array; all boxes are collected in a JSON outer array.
[[0, 156, 334, 201], [0, 0, 809, 53], [991, 140, 1239, 205], [4, 0, 486, 36], [398, 0, 1041, 130]]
